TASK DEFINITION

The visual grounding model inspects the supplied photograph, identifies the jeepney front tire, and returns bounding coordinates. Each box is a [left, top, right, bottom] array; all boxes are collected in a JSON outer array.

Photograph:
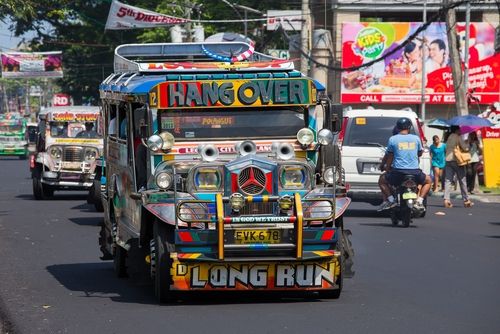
[[113, 244, 127, 278], [90, 180, 104, 212], [152, 222, 174, 303], [32, 170, 52, 200]]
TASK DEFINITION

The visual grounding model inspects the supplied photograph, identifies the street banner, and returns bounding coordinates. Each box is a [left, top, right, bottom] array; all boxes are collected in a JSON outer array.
[[1, 51, 63, 78], [105, 0, 188, 30], [341, 22, 500, 104]]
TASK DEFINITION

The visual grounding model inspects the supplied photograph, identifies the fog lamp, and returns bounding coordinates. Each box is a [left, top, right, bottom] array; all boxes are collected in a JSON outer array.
[[323, 167, 335, 185], [229, 193, 245, 213], [278, 195, 293, 211]]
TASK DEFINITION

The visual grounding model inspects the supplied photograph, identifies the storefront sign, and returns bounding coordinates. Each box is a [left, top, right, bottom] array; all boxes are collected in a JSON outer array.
[[1, 52, 63, 78], [341, 22, 500, 104], [150, 79, 312, 109], [480, 108, 500, 187]]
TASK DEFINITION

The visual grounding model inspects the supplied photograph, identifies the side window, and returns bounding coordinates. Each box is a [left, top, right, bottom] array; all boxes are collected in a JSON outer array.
[[109, 104, 117, 138], [118, 104, 128, 140]]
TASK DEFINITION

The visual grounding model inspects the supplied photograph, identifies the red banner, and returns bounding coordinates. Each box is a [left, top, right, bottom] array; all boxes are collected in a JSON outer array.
[[341, 22, 500, 104], [1, 52, 63, 78]]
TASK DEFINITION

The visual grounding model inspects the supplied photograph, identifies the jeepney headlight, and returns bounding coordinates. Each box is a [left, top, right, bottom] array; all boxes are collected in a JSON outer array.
[[159, 131, 175, 150], [156, 172, 173, 190], [280, 166, 307, 189], [317, 129, 334, 145], [297, 128, 315, 146], [147, 135, 163, 152], [323, 167, 334, 185], [194, 167, 222, 191], [49, 146, 62, 160], [278, 195, 293, 211], [84, 148, 98, 161], [229, 193, 245, 212]]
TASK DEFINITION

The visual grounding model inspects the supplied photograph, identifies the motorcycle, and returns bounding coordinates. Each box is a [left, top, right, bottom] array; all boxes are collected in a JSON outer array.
[[390, 174, 425, 227]]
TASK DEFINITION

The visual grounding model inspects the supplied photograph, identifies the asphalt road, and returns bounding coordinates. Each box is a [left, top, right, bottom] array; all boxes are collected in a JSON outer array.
[[1, 157, 499, 334]]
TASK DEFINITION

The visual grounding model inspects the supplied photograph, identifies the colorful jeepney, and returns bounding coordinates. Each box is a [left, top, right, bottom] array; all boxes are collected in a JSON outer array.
[[99, 42, 353, 302], [0, 112, 27, 158], [32, 106, 103, 200]]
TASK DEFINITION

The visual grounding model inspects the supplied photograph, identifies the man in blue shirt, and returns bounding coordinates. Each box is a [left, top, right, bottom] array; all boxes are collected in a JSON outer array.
[[378, 118, 431, 211]]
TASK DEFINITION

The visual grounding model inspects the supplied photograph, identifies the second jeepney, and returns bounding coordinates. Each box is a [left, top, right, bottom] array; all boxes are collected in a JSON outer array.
[[32, 106, 103, 202], [99, 42, 353, 302]]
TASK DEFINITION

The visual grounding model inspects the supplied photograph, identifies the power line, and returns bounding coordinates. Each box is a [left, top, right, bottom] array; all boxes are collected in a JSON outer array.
[[278, 0, 488, 72]]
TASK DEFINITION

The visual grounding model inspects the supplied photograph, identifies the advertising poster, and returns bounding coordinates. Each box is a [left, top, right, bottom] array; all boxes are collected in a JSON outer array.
[[341, 22, 500, 104], [1, 51, 63, 78]]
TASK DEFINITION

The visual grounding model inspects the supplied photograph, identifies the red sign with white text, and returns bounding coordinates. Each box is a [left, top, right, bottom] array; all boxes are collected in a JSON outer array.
[[341, 22, 500, 104], [52, 94, 71, 107], [480, 109, 500, 139]]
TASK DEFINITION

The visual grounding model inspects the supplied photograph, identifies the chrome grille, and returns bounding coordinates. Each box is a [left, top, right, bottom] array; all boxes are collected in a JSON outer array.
[[238, 167, 266, 195], [63, 146, 83, 162], [240, 202, 274, 215]]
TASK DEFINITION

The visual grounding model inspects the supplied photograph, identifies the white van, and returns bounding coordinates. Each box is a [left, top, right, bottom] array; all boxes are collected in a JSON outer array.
[[339, 108, 430, 205]]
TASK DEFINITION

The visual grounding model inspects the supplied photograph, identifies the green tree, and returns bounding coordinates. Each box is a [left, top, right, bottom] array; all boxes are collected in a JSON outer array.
[[5, 0, 295, 104]]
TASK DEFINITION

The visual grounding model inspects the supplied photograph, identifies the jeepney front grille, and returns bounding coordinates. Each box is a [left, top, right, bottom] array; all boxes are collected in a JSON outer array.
[[63, 147, 83, 162], [239, 202, 274, 215]]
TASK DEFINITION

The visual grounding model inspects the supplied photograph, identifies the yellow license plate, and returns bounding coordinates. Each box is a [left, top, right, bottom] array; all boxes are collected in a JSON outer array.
[[402, 192, 418, 200], [234, 229, 281, 244]]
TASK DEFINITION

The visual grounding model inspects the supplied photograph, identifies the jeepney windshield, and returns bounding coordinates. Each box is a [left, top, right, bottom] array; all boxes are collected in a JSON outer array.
[[158, 108, 305, 140], [49, 121, 96, 138]]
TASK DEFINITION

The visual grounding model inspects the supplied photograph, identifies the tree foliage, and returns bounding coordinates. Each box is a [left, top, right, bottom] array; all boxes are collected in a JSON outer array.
[[4, 0, 295, 104]]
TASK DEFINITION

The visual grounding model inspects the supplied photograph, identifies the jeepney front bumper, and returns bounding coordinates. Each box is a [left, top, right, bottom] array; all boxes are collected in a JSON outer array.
[[41, 163, 95, 189], [169, 193, 342, 291]]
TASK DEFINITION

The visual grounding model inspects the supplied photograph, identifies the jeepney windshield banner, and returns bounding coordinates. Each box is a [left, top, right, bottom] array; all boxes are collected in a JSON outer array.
[[150, 79, 313, 109], [49, 112, 99, 122], [159, 109, 304, 140]]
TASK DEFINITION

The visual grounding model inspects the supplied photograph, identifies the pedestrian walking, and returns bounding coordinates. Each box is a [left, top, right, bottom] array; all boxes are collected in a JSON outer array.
[[429, 135, 446, 192], [466, 131, 482, 194], [443, 126, 473, 208]]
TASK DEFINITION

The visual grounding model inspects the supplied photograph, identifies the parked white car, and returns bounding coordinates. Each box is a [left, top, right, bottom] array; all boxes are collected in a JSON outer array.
[[339, 108, 430, 205]]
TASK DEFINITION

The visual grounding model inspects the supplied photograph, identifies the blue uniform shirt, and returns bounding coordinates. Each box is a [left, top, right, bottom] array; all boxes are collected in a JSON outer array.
[[387, 133, 423, 169]]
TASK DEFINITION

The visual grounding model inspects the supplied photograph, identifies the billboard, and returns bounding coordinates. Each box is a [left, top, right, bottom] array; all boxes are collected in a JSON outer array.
[[1, 51, 63, 78], [341, 22, 500, 104]]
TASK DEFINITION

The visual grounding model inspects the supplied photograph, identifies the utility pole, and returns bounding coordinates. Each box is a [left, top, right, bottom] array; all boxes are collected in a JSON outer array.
[[420, 0, 427, 121], [464, 0, 470, 93], [300, 0, 311, 75], [444, 0, 468, 116]]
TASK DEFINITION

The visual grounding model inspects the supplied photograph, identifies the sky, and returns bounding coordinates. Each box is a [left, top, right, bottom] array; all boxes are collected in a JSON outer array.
[[0, 19, 36, 52]]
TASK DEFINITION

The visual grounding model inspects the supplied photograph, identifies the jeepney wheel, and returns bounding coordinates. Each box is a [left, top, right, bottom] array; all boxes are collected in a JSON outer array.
[[113, 245, 127, 278], [152, 222, 175, 303], [90, 179, 104, 212], [32, 169, 53, 200], [318, 230, 344, 299]]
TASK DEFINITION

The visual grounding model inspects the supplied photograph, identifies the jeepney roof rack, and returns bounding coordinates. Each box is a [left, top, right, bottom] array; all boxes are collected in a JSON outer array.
[[114, 42, 295, 74]]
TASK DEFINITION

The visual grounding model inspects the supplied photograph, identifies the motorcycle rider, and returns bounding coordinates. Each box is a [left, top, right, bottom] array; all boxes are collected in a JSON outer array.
[[378, 117, 432, 212]]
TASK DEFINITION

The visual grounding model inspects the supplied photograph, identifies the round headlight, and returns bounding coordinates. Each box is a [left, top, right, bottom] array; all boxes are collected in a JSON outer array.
[[49, 146, 62, 160], [159, 132, 175, 150], [84, 148, 98, 161], [297, 128, 314, 146], [155, 172, 173, 190], [147, 135, 163, 152], [281, 166, 306, 189], [317, 129, 334, 145], [278, 195, 293, 211], [229, 193, 245, 212], [323, 167, 335, 185], [195, 168, 221, 190]]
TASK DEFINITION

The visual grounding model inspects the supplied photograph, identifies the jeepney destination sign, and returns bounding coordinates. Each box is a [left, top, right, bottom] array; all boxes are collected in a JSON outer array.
[[150, 78, 313, 109]]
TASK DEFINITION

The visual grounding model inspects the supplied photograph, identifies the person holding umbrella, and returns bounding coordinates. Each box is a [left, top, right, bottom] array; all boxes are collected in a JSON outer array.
[[443, 126, 473, 208], [466, 131, 482, 194]]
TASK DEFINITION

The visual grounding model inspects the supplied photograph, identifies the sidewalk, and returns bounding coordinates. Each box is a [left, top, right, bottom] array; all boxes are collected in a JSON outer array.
[[430, 190, 500, 204]]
